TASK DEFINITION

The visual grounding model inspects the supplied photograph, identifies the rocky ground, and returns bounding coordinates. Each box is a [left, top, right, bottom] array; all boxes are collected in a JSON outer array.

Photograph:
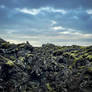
[[0, 38, 92, 92]]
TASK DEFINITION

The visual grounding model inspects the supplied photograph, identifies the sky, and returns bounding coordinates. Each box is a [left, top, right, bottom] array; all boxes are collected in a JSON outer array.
[[0, 0, 92, 46]]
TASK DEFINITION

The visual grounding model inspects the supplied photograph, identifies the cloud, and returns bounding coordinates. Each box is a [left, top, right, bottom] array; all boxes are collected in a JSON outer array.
[[59, 28, 92, 39], [50, 25, 92, 40], [0, 1, 92, 46], [0, 5, 5, 8], [1, 28, 92, 46], [52, 26, 78, 32], [51, 20, 57, 25], [0, 0, 92, 9], [52, 26, 65, 30], [86, 9, 92, 14], [16, 7, 67, 15], [16, 8, 40, 15], [73, 16, 79, 19], [60, 31, 71, 34], [53, 41, 92, 46]]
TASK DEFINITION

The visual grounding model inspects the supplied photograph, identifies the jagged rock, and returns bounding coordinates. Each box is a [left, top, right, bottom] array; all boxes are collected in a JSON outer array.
[[0, 38, 92, 92]]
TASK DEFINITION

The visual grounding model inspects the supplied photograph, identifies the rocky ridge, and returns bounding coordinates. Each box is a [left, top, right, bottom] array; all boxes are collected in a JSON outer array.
[[0, 38, 92, 92]]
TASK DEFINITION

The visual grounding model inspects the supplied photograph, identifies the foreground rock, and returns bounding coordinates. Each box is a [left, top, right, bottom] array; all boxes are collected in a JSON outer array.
[[0, 38, 92, 92]]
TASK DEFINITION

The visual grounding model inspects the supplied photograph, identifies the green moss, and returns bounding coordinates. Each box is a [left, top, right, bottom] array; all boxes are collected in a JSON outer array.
[[77, 72, 80, 75], [78, 55, 83, 60], [26, 65, 32, 70], [84, 53, 89, 57], [0, 55, 14, 66], [46, 83, 53, 92], [80, 46, 86, 49], [70, 53, 77, 58], [26, 54, 34, 57], [6, 60, 14, 66], [78, 66, 85, 69], [87, 67, 92, 72], [70, 58, 78, 68], [18, 56, 25, 61], [84, 75, 89, 79], [20, 45, 25, 48], [18, 43, 25, 48], [15, 48, 18, 51], [10, 56, 16, 60], [63, 52, 77, 58], [71, 56, 83, 67], [87, 55, 92, 60], [59, 64, 65, 69], [69, 66, 72, 69], [1, 42, 10, 48], [54, 49, 62, 52]]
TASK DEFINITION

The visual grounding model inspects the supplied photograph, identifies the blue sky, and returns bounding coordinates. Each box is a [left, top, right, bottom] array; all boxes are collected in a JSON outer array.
[[0, 0, 92, 46]]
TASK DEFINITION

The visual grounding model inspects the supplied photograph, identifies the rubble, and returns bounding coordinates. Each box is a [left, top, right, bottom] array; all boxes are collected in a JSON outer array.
[[0, 38, 92, 92]]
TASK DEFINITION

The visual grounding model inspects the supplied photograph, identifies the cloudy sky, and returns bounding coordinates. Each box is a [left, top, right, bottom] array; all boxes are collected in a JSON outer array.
[[0, 0, 92, 46]]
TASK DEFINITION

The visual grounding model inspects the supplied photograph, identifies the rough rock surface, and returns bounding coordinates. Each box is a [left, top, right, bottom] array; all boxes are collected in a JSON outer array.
[[0, 38, 92, 92]]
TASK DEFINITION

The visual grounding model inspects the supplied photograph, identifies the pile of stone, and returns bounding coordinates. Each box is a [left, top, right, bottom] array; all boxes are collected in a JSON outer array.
[[0, 38, 92, 92]]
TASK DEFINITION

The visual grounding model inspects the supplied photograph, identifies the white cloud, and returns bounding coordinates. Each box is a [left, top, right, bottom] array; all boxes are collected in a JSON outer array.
[[51, 26, 92, 40], [60, 31, 71, 34], [1, 27, 92, 46], [52, 26, 65, 30], [45, 7, 67, 14], [16, 8, 40, 15], [16, 7, 67, 15], [1, 32, 92, 46], [0, 5, 5, 8], [86, 9, 92, 14], [59, 29, 92, 39], [51, 20, 57, 25], [52, 26, 77, 32], [18, 35, 38, 39], [53, 41, 92, 46], [73, 16, 79, 19]]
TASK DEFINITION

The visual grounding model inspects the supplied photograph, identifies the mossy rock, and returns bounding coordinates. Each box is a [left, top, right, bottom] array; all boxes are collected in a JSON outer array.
[[87, 55, 92, 61], [80, 46, 87, 49], [87, 67, 92, 72], [18, 43, 25, 48], [6, 60, 14, 66], [18, 56, 25, 61], [84, 75, 89, 79], [70, 53, 77, 58], [63, 52, 76, 57], [15, 48, 18, 51], [46, 83, 53, 92], [53, 49, 63, 56], [71, 55, 83, 67], [10, 56, 16, 60], [69, 66, 72, 69], [78, 66, 86, 69], [0, 55, 14, 66], [26, 65, 32, 70], [19, 44, 25, 48], [83, 53, 89, 57], [1, 42, 10, 48], [26, 54, 34, 57]]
